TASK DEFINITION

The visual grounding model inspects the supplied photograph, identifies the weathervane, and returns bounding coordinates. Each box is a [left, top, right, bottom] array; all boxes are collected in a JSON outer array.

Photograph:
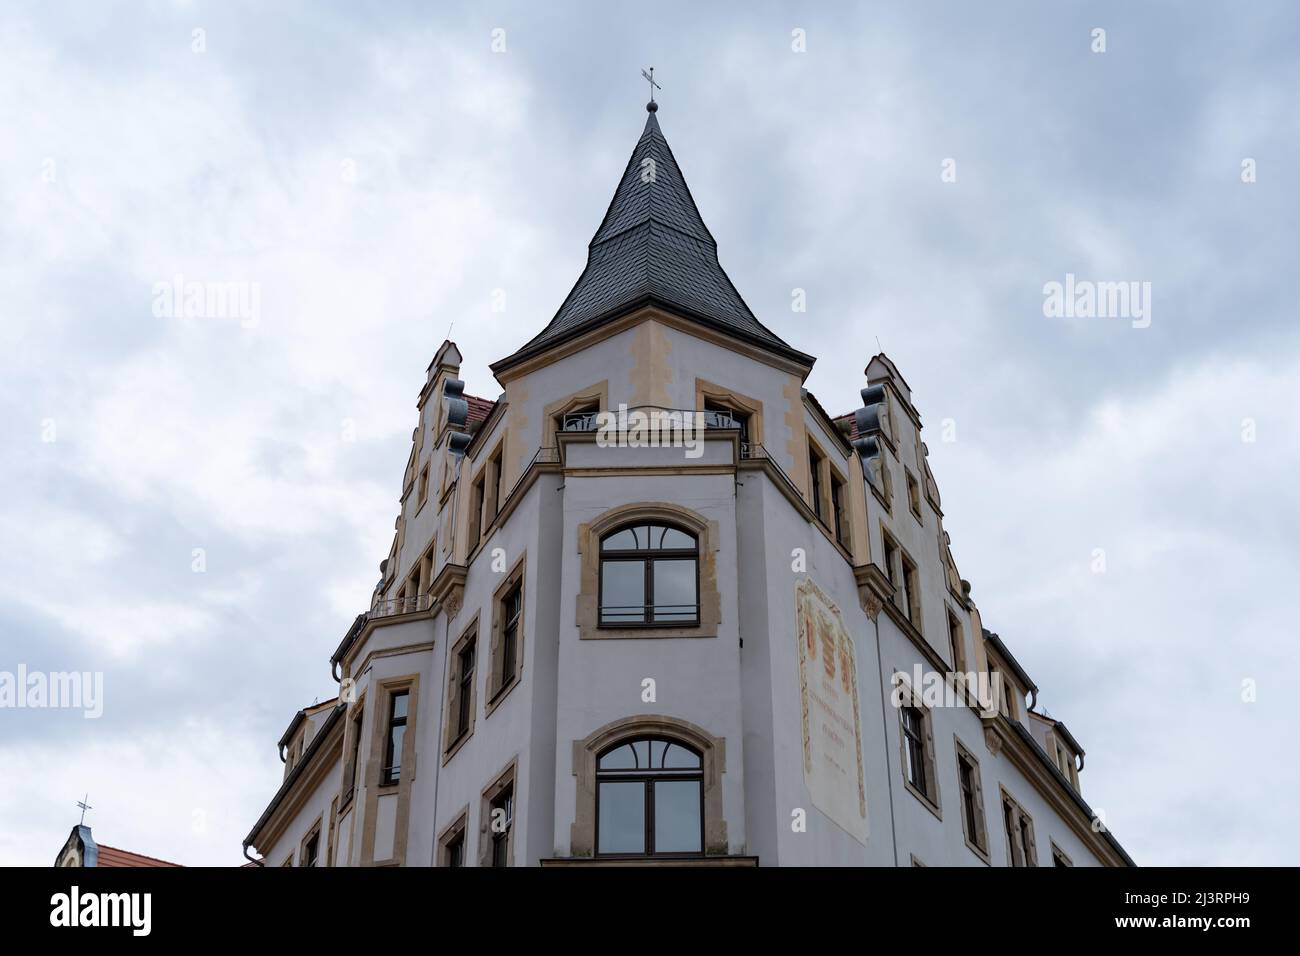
[[76, 793, 93, 826], [641, 66, 661, 111]]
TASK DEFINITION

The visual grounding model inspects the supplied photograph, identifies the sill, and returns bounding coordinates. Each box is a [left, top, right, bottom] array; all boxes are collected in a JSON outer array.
[[587, 625, 713, 640], [910, 507, 923, 525], [484, 674, 520, 718], [903, 780, 943, 822], [964, 837, 992, 866], [442, 726, 474, 766]]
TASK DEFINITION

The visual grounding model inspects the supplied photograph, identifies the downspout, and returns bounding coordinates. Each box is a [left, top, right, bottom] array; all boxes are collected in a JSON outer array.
[[871, 612, 901, 867], [243, 843, 264, 866]]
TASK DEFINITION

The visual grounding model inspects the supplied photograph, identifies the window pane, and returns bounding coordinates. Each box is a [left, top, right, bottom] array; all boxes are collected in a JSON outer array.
[[649, 739, 666, 768], [661, 743, 701, 769], [653, 780, 702, 853], [658, 527, 695, 550], [597, 781, 645, 854], [601, 560, 646, 623], [599, 743, 638, 770], [652, 559, 697, 621], [601, 528, 640, 551], [391, 691, 408, 721]]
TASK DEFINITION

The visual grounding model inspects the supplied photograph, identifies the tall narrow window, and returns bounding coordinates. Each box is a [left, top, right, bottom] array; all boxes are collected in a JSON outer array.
[[455, 640, 475, 741], [489, 784, 514, 868], [489, 446, 504, 520], [446, 830, 465, 868], [595, 737, 703, 857], [947, 609, 966, 673], [705, 400, 750, 456], [830, 474, 849, 546], [901, 552, 922, 628], [344, 707, 364, 803], [881, 532, 899, 591], [499, 582, 521, 688], [381, 690, 408, 786], [901, 706, 928, 795], [808, 445, 824, 519], [303, 830, 319, 868], [957, 748, 987, 855], [599, 523, 699, 626], [467, 474, 485, 548], [906, 469, 922, 519]]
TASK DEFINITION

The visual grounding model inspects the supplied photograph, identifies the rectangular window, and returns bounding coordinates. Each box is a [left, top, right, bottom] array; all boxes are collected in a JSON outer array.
[[490, 784, 514, 868], [344, 706, 364, 804], [303, 830, 319, 867], [830, 473, 849, 547], [456, 640, 475, 740], [901, 706, 927, 795], [882, 531, 899, 589], [901, 552, 922, 627], [956, 744, 988, 856], [382, 690, 409, 786], [898, 693, 939, 809], [439, 814, 469, 868], [808, 444, 824, 520], [947, 609, 966, 673], [417, 464, 430, 509], [906, 469, 922, 520], [1002, 793, 1037, 867], [468, 473, 486, 548], [500, 582, 521, 689], [489, 446, 504, 520], [705, 399, 751, 456]]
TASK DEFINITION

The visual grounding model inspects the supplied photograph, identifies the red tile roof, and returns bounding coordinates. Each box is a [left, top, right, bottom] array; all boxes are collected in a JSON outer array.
[[832, 412, 859, 442], [95, 844, 182, 868], [465, 394, 496, 428]]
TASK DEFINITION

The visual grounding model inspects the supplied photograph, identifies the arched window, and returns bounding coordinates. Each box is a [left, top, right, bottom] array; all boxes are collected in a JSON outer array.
[[598, 523, 699, 626], [595, 736, 703, 856]]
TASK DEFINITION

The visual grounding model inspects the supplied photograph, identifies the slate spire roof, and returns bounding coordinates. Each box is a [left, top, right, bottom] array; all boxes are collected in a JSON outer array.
[[492, 105, 813, 374]]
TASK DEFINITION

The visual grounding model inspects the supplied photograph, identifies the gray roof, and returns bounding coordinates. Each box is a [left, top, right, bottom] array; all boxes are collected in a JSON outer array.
[[492, 108, 813, 374]]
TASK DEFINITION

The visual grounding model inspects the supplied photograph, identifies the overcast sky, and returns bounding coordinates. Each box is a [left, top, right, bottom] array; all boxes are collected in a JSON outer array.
[[2, 0, 1297, 866]]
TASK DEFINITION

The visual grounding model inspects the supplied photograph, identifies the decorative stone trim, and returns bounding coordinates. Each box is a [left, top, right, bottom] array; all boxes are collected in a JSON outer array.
[[569, 714, 728, 858], [485, 554, 526, 716], [576, 501, 721, 640]]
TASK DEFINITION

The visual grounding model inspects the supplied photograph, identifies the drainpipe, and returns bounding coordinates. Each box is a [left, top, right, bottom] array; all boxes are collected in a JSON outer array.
[[871, 612, 901, 867], [429, 609, 452, 866], [242, 843, 264, 866]]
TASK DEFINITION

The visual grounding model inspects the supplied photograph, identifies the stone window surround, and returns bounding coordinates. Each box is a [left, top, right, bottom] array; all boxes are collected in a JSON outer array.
[[478, 757, 518, 867], [578, 502, 721, 640], [893, 671, 942, 820], [1000, 786, 1038, 867], [570, 714, 728, 858], [298, 813, 323, 867], [361, 673, 420, 867], [443, 615, 480, 763], [694, 377, 765, 448], [340, 692, 367, 813], [543, 379, 609, 451], [946, 606, 968, 674], [437, 806, 470, 867], [954, 735, 991, 864], [485, 553, 526, 717], [1050, 840, 1074, 867]]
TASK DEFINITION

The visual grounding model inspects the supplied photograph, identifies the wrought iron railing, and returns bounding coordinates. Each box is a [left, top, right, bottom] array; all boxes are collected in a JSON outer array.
[[560, 407, 743, 432]]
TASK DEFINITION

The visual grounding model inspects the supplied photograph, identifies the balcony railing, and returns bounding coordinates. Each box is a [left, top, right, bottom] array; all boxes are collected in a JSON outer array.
[[369, 592, 435, 618], [560, 407, 744, 433]]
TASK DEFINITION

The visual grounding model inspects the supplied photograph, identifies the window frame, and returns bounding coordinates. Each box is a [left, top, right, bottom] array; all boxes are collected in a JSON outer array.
[[438, 810, 469, 867], [443, 617, 479, 762], [380, 688, 409, 787], [593, 736, 706, 860], [478, 759, 518, 868], [954, 736, 990, 861], [597, 522, 701, 630], [486, 556, 526, 715], [895, 674, 941, 816]]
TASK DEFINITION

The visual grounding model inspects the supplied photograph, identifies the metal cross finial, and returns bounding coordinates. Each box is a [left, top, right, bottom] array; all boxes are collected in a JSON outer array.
[[76, 794, 93, 826], [641, 66, 662, 105]]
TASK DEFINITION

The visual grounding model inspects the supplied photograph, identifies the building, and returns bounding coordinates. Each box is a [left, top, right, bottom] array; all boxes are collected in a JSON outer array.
[[55, 825, 182, 868], [243, 98, 1133, 868]]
